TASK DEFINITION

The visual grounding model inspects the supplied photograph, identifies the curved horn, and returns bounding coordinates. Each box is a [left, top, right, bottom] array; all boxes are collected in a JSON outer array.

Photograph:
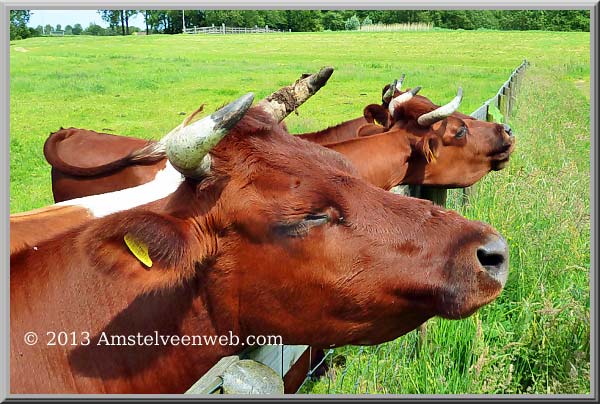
[[382, 79, 398, 104], [417, 87, 463, 127], [166, 92, 255, 178], [388, 86, 422, 114], [257, 66, 334, 122], [396, 73, 406, 91]]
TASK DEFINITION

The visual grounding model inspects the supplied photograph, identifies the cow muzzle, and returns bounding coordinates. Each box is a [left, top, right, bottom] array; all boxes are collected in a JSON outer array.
[[476, 234, 509, 287]]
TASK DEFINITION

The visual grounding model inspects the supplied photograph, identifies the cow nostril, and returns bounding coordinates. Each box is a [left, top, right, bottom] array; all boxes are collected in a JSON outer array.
[[503, 124, 513, 137], [477, 249, 504, 267], [476, 235, 509, 286]]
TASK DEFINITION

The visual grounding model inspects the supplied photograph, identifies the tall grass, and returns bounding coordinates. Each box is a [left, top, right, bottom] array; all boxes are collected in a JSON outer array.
[[9, 30, 590, 394], [303, 59, 591, 394]]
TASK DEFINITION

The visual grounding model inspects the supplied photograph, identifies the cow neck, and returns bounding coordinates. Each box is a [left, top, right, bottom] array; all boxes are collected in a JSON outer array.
[[327, 133, 410, 191], [297, 116, 367, 144]]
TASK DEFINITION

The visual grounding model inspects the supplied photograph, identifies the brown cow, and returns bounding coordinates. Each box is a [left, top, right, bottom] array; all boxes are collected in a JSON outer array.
[[11, 69, 335, 393], [362, 87, 516, 187], [12, 86, 509, 394]]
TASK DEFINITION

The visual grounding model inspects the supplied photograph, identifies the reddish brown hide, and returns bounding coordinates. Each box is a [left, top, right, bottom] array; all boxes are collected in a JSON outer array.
[[362, 90, 516, 188], [11, 105, 509, 394], [44, 128, 168, 201], [43, 122, 394, 202], [295, 116, 385, 145], [10, 205, 93, 255]]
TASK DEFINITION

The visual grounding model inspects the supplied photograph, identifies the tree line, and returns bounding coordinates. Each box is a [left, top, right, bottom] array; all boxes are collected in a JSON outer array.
[[10, 9, 590, 40]]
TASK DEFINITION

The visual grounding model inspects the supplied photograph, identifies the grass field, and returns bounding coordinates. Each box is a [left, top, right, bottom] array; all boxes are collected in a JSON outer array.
[[9, 30, 590, 394]]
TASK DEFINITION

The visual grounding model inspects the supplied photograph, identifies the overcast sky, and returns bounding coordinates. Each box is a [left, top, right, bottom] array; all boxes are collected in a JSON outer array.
[[28, 10, 146, 29]]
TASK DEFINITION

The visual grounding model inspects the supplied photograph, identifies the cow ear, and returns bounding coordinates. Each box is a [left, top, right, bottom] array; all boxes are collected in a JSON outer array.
[[363, 104, 391, 129], [85, 211, 214, 293]]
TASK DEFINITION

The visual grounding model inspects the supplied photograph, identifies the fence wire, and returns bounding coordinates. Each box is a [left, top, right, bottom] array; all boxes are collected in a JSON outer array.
[[297, 60, 529, 395], [298, 330, 422, 394]]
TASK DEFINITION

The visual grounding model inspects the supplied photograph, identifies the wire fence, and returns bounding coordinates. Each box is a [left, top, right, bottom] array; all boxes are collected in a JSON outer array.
[[298, 60, 529, 394]]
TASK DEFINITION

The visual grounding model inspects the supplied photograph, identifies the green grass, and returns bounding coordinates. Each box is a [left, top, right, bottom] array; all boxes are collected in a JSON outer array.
[[10, 31, 590, 394]]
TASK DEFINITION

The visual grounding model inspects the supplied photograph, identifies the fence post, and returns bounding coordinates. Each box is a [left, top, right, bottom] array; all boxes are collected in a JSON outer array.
[[222, 23, 225, 34], [186, 356, 284, 394]]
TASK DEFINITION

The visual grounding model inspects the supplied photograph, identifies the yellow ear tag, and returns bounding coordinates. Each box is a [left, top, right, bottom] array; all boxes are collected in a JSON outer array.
[[374, 119, 383, 127], [124, 233, 153, 268]]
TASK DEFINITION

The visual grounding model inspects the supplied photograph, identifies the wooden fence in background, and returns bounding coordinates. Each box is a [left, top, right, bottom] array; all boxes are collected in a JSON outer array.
[[360, 22, 433, 32], [183, 59, 530, 395], [184, 24, 284, 35]]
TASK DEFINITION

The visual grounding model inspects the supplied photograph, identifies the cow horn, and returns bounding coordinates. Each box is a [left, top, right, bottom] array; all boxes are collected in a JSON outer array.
[[257, 66, 334, 122], [382, 79, 398, 103], [396, 73, 406, 91], [166, 92, 255, 178], [417, 87, 463, 127], [158, 104, 206, 148], [388, 86, 422, 114]]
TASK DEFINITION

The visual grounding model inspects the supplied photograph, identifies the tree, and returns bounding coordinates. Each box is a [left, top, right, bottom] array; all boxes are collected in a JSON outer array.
[[240, 10, 264, 27], [344, 15, 360, 31], [44, 24, 53, 35], [287, 10, 322, 32], [10, 10, 32, 40], [72, 23, 83, 35], [362, 16, 373, 26], [124, 10, 138, 34], [322, 11, 345, 31], [64, 25, 73, 35], [259, 10, 288, 30], [56, 24, 62, 32], [84, 23, 106, 36], [98, 10, 120, 32], [99, 10, 137, 35], [204, 10, 245, 27]]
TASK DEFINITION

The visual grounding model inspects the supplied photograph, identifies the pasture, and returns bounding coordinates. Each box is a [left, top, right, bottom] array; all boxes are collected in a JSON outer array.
[[9, 30, 590, 394]]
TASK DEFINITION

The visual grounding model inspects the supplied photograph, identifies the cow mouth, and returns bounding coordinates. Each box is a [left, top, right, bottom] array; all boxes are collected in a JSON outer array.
[[490, 142, 515, 171]]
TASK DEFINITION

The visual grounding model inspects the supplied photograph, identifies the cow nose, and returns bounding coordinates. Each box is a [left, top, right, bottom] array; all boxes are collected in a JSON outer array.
[[476, 235, 509, 286], [503, 124, 513, 138]]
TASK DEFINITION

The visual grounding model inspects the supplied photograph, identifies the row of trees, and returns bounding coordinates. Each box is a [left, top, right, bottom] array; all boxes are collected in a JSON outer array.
[[22, 22, 141, 38], [10, 9, 590, 40], [132, 10, 592, 34]]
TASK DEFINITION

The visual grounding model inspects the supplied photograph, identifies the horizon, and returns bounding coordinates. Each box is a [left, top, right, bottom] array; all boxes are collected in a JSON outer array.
[[28, 10, 146, 30]]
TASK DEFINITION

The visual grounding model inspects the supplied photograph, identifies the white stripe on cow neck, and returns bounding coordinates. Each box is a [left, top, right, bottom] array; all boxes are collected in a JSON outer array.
[[55, 161, 184, 218]]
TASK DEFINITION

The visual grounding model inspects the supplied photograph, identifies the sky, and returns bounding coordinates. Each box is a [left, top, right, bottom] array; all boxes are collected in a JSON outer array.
[[28, 10, 146, 29]]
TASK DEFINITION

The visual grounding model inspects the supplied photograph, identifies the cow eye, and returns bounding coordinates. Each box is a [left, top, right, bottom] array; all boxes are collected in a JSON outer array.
[[276, 214, 330, 237], [456, 126, 467, 138]]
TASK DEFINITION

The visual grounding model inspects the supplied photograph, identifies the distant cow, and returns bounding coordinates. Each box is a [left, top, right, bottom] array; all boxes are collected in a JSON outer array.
[[362, 87, 516, 187], [12, 81, 509, 394]]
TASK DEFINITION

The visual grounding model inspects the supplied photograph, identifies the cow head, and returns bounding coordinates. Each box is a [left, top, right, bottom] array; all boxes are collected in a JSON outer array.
[[92, 70, 510, 350], [364, 85, 516, 188]]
